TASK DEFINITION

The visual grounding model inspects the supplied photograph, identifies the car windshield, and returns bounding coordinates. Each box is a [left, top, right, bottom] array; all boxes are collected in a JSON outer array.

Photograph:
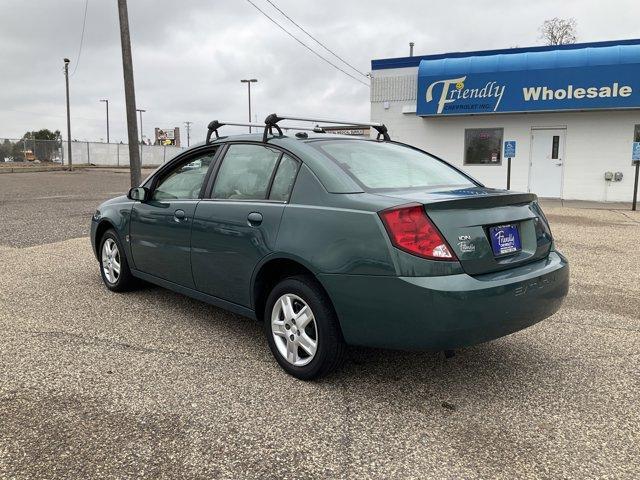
[[314, 140, 474, 191]]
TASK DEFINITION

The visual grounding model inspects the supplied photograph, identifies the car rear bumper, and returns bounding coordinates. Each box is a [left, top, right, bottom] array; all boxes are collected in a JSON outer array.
[[318, 251, 569, 350]]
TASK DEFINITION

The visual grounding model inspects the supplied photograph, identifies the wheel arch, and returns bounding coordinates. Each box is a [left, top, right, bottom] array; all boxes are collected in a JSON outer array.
[[94, 219, 118, 257], [251, 255, 340, 329]]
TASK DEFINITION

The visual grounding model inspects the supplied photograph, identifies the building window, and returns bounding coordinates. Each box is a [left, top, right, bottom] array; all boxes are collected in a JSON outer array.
[[464, 128, 503, 165], [551, 135, 560, 159], [635, 124, 640, 142]]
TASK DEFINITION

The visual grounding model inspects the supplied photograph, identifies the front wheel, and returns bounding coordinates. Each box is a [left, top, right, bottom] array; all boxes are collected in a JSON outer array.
[[99, 229, 137, 292], [264, 275, 346, 380]]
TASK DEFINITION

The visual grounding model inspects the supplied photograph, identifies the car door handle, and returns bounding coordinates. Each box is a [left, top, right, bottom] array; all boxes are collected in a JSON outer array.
[[174, 209, 186, 221], [247, 212, 263, 226]]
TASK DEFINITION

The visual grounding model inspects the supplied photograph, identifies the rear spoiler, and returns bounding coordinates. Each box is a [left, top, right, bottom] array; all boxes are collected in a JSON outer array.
[[425, 192, 537, 210]]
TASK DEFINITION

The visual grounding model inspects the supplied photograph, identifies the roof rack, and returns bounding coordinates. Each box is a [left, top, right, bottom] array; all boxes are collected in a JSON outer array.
[[206, 120, 325, 144], [264, 113, 390, 142]]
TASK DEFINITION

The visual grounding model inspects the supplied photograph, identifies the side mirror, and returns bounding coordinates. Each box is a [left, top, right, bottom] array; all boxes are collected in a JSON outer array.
[[127, 186, 149, 202]]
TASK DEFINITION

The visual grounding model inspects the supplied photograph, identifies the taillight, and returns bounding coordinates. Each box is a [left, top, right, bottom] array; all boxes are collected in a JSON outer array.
[[379, 203, 457, 261]]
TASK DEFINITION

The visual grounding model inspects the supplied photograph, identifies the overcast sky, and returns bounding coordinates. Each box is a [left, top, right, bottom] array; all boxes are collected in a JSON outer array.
[[1, 0, 638, 143]]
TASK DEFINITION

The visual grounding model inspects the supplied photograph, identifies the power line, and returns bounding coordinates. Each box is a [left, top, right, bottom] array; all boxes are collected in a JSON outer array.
[[244, 0, 369, 87], [264, 0, 368, 78], [71, 0, 89, 76]]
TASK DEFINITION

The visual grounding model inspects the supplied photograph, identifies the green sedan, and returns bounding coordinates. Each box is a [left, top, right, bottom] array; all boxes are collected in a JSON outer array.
[[91, 116, 568, 380]]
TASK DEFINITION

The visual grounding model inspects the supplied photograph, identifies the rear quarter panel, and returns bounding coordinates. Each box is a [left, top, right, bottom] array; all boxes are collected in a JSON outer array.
[[277, 164, 467, 277], [276, 165, 396, 275]]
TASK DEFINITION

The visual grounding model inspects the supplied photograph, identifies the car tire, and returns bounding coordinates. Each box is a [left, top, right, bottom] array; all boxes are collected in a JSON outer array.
[[98, 229, 137, 292], [264, 275, 346, 380]]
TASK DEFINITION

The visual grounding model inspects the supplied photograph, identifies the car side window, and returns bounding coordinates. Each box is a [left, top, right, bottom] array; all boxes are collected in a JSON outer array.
[[212, 144, 280, 200], [152, 152, 216, 201], [269, 155, 299, 202]]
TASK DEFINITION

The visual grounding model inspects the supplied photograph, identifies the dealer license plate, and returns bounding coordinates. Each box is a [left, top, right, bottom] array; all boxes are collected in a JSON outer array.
[[489, 224, 522, 256]]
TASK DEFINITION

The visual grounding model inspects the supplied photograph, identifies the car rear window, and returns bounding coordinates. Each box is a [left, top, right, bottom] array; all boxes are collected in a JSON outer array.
[[314, 140, 474, 190]]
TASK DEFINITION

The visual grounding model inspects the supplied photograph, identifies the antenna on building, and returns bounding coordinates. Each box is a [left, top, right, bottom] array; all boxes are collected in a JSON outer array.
[[409, 42, 415, 57]]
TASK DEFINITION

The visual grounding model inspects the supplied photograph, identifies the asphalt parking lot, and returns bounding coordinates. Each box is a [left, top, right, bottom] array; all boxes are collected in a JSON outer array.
[[1, 169, 639, 479]]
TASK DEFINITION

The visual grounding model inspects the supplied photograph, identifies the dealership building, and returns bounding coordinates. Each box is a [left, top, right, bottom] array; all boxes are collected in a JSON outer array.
[[370, 39, 640, 202]]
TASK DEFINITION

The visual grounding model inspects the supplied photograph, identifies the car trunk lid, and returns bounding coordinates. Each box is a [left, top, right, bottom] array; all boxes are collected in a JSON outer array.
[[377, 186, 553, 275]]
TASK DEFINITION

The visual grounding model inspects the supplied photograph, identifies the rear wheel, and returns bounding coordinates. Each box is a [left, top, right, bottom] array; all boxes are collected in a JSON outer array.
[[99, 229, 136, 292], [264, 275, 345, 380]]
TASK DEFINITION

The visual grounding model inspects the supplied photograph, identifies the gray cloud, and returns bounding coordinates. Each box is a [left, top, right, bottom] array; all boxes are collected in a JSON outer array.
[[0, 0, 638, 143]]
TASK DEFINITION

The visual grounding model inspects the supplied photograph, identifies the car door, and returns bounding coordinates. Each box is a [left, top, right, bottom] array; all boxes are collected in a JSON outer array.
[[191, 143, 300, 306], [129, 148, 218, 288]]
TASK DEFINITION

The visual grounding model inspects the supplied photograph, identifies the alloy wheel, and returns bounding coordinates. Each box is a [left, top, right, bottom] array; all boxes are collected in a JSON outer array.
[[271, 293, 318, 367], [101, 238, 121, 284]]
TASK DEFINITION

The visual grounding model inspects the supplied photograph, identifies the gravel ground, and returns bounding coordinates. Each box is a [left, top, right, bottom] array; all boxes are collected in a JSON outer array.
[[0, 170, 639, 479]]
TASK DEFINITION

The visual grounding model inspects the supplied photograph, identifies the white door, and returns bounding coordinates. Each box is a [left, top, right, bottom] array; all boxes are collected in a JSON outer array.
[[529, 128, 566, 198]]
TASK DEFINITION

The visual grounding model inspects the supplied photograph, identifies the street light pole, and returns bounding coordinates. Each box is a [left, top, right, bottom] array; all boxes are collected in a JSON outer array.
[[63, 58, 72, 169], [136, 108, 145, 163], [136, 108, 145, 144], [100, 99, 110, 143], [240, 79, 257, 132]]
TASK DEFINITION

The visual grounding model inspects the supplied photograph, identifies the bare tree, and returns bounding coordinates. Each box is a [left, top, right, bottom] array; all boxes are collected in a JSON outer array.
[[539, 17, 577, 45]]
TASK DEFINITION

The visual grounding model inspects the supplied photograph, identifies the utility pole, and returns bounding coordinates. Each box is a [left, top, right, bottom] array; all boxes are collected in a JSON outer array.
[[63, 58, 72, 169], [117, 0, 141, 186], [184, 121, 192, 147], [100, 99, 110, 143], [240, 78, 257, 132]]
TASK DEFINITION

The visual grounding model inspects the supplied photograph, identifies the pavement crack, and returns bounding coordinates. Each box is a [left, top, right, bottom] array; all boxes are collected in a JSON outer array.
[[4, 328, 195, 358], [0, 327, 273, 367], [614, 210, 640, 224]]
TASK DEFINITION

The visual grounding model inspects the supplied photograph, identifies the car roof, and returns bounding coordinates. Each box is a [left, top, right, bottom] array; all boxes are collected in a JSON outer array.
[[188, 132, 373, 193]]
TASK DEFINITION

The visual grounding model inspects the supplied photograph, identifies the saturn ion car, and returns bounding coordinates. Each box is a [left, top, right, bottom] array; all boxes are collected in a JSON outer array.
[[91, 121, 568, 379]]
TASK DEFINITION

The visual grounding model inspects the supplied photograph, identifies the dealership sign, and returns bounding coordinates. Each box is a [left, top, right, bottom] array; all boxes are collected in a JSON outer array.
[[417, 63, 640, 116]]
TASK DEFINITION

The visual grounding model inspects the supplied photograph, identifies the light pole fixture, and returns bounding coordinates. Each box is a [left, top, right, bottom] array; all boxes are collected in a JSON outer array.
[[240, 79, 257, 132], [136, 108, 146, 144], [100, 99, 110, 143]]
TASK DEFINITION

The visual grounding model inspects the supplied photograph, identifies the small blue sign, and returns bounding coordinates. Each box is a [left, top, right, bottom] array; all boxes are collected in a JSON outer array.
[[633, 142, 640, 162], [504, 141, 516, 158]]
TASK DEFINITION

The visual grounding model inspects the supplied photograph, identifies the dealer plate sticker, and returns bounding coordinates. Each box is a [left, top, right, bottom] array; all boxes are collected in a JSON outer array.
[[489, 224, 521, 256]]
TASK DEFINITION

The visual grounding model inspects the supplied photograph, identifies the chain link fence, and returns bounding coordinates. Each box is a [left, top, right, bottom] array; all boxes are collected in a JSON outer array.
[[0, 138, 62, 163], [1, 138, 185, 167]]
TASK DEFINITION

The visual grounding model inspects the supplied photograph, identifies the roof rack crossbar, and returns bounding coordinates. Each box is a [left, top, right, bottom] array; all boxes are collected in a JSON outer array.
[[264, 113, 390, 141], [206, 120, 223, 144], [206, 120, 325, 144]]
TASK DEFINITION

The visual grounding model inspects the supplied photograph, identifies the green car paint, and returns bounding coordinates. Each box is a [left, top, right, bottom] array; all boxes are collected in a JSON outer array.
[[91, 133, 568, 350]]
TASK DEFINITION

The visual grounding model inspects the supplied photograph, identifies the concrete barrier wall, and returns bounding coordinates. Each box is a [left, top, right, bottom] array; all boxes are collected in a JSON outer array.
[[62, 141, 184, 166]]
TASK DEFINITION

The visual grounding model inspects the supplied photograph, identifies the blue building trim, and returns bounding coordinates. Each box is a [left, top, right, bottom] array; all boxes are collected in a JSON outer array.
[[371, 38, 640, 70]]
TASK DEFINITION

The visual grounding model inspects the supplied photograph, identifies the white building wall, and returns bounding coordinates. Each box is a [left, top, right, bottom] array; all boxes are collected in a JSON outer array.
[[371, 68, 639, 202]]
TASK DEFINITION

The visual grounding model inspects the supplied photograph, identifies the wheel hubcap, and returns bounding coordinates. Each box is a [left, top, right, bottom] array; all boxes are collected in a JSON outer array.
[[101, 238, 121, 284], [271, 293, 318, 367]]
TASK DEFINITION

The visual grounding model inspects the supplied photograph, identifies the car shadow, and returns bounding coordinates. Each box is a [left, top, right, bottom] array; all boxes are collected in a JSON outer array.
[[133, 281, 557, 404]]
